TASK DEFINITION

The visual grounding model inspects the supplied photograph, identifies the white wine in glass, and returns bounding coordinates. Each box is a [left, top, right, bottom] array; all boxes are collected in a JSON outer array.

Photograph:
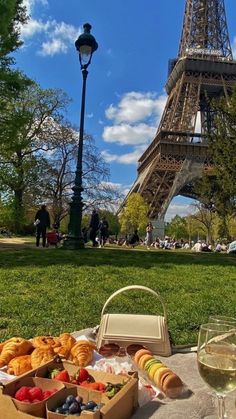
[[208, 316, 236, 418], [197, 323, 236, 419]]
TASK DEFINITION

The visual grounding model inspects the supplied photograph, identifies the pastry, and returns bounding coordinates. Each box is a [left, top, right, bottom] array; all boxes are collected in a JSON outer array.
[[138, 354, 153, 369], [153, 367, 172, 388], [7, 355, 32, 376], [133, 348, 152, 365], [53, 333, 76, 359], [161, 372, 183, 398], [0, 337, 25, 354], [0, 338, 33, 368], [32, 336, 61, 350], [31, 347, 55, 369], [70, 340, 96, 367]]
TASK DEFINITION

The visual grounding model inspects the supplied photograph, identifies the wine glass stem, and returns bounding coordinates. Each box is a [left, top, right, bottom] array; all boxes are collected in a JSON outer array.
[[217, 394, 226, 419]]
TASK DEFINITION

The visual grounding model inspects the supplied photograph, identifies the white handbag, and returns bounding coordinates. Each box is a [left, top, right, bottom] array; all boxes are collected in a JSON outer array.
[[96, 285, 172, 356]]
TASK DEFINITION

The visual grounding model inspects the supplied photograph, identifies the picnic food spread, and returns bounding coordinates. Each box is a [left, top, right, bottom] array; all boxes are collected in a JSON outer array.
[[0, 332, 184, 419]]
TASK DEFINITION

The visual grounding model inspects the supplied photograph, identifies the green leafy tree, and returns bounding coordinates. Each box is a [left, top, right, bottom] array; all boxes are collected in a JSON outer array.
[[119, 193, 148, 235], [0, 0, 31, 121], [98, 210, 120, 236], [0, 83, 69, 232], [165, 215, 188, 240]]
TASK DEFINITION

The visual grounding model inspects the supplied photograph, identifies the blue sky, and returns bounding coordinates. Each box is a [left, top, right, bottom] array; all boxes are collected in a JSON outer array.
[[16, 0, 236, 220]]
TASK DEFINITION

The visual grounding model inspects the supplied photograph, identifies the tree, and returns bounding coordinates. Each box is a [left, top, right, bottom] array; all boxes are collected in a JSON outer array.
[[165, 215, 188, 240], [40, 124, 122, 226], [119, 193, 148, 235], [0, 83, 69, 232], [191, 201, 216, 244], [194, 175, 233, 240], [205, 88, 236, 215], [98, 210, 120, 236], [0, 0, 31, 120]]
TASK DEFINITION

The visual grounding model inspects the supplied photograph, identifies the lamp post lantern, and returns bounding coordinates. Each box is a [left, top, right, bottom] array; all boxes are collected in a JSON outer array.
[[65, 23, 98, 249]]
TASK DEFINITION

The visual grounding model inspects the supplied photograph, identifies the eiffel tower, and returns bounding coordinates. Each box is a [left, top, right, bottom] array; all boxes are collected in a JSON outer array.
[[127, 0, 236, 237]]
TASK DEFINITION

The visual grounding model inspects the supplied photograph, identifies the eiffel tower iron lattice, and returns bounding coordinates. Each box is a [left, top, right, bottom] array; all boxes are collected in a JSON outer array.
[[127, 0, 236, 236]]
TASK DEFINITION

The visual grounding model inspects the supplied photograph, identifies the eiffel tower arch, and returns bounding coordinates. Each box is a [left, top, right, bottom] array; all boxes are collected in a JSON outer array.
[[127, 0, 236, 237]]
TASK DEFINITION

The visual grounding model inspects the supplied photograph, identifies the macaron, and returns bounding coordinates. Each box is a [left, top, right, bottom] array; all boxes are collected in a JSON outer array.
[[144, 358, 159, 372], [133, 349, 152, 366], [139, 354, 153, 370], [153, 367, 172, 388], [161, 373, 183, 398], [148, 362, 165, 380]]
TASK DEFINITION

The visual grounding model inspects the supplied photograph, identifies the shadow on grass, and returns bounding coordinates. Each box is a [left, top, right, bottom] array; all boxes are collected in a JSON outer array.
[[0, 245, 235, 269]]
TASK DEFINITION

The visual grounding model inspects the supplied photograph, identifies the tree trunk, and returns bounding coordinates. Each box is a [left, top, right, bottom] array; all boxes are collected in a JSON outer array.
[[13, 188, 25, 234]]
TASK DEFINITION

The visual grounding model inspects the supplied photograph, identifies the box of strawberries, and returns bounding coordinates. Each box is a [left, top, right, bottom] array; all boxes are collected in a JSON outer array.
[[0, 359, 138, 419]]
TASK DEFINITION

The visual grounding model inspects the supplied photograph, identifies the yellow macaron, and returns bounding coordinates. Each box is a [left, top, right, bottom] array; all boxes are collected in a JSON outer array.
[[148, 362, 165, 380]]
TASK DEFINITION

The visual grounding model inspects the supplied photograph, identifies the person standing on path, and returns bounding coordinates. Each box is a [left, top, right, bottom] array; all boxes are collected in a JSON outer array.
[[98, 217, 109, 247], [89, 209, 100, 247], [35, 205, 51, 247], [146, 222, 153, 250]]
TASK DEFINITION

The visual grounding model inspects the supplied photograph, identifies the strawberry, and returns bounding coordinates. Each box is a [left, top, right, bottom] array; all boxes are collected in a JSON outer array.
[[28, 387, 43, 402], [15, 386, 31, 401], [75, 368, 89, 384], [32, 399, 41, 403], [21, 399, 30, 403], [54, 369, 70, 383], [80, 381, 90, 388], [89, 382, 100, 390], [42, 390, 53, 400], [98, 382, 106, 392]]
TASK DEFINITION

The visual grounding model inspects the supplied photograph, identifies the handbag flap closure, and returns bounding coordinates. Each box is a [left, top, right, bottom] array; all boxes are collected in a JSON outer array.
[[102, 314, 165, 340]]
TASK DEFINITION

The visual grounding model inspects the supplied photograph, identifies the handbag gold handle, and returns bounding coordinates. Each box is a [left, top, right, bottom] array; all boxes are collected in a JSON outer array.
[[101, 285, 167, 321]]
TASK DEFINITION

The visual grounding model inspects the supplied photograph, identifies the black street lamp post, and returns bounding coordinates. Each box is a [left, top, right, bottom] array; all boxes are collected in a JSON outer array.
[[64, 23, 98, 249]]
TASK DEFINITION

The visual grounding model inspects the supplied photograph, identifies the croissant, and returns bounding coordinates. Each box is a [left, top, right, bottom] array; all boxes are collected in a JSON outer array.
[[0, 338, 33, 368], [70, 340, 96, 367], [53, 333, 76, 359], [7, 355, 32, 376], [31, 347, 55, 369], [32, 336, 61, 350], [0, 337, 25, 354]]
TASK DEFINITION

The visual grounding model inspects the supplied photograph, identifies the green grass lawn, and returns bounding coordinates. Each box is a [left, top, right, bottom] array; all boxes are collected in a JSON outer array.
[[0, 245, 235, 346]]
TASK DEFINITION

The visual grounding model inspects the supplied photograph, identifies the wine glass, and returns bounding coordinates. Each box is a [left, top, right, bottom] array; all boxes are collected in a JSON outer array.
[[209, 316, 236, 327], [197, 323, 236, 419], [209, 316, 236, 418]]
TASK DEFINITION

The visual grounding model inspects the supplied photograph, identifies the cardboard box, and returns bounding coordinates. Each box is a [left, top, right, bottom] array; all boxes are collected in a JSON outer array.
[[0, 376, 64, 418], [0, 359, 138, 419], [46, 386, 101, 419], [37, 359, 138, 419]]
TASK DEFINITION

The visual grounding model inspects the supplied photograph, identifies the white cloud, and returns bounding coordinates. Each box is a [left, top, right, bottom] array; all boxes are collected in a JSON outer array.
[[101, 145, 146, 165], [103, 123, 156, 145], [232, 36, 236, 59], [39, 38, 68, 56], [21, 1, 81, 56], [23, 0, 48, 15], [20, 18, 50, 38], [105, 91, 166, 124], [165, 203, 196, 221], [101, 181, 131, 198], [86, 113, 94, 119]]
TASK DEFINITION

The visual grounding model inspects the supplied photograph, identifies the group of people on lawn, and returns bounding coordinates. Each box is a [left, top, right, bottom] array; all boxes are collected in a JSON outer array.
[[34, 206, 109, 248], [34, 205, 236, 254]]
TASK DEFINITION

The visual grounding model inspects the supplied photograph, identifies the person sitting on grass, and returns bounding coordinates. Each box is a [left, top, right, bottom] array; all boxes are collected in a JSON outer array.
[[227, 239, 236, 254], [128, 230, 140, 248]]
